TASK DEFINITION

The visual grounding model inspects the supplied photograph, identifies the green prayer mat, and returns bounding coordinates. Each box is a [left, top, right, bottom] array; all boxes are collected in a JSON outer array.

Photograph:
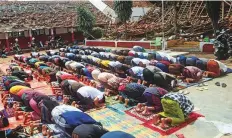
[[87, 108, 160, 138]]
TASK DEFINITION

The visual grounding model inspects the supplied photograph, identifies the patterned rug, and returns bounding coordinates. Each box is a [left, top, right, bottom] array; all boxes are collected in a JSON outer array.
[[87, 108, 161, 138], [125, 107, 154, 122], [143, 112, 204, 135]]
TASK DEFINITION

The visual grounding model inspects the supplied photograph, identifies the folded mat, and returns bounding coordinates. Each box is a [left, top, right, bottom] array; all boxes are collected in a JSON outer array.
[[143, 112, 204, 135]]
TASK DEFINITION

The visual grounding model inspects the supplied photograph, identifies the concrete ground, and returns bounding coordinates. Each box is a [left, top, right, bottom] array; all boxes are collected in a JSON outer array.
[[1, 49, 232, 138]]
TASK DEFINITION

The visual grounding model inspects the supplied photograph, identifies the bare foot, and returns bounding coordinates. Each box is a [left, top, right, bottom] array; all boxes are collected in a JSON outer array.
[[153, 114, 160, 125], [160, 118, 171, 129], [135, 103, 143, 112], [141, 107, 151, 116], [42, 125, 48, 136], [124, 98, 129, 107], [119, 96, 123, 103]]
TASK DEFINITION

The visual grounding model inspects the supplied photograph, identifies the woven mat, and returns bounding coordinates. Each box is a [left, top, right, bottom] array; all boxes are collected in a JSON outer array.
[[87, 108, 160, 138]]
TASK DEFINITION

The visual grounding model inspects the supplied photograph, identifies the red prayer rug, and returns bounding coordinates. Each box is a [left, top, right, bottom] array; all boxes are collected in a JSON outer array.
[[142, 112, 204, 135], [125, 107, 154, 122]]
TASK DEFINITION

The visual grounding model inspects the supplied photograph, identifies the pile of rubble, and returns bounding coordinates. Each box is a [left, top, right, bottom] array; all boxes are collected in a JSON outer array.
[[105, 1, 232, 40], [0, 1, 110, 31]]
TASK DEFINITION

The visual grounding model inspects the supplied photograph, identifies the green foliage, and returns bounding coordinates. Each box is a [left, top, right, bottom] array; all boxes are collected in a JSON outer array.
[[91, 27, 103, 39], [76, 6, 95, 34], [113, 0, 133, 23]]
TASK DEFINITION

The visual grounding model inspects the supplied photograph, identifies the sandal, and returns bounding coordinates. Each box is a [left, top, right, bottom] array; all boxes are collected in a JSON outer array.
[[215, 82, 220, 86], [222, 83, 227, 88]]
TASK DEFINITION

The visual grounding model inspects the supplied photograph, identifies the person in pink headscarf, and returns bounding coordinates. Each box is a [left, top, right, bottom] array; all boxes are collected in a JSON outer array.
[[178, 66, 203, 83]]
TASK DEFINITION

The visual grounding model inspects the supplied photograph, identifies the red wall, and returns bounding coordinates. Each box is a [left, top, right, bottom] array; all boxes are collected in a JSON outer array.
[[202, 44, 214, 53], [86, 40, 153, 49], [117, 41, 151, 49], [86, 41, 115, 47], [9, 37, 30, 49], [34, 35, 49, 44], [0, 39, 7, 49], [74, 32, 84, 41]]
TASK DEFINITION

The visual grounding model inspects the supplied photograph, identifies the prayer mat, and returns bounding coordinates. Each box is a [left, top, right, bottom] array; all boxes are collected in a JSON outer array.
[[178, 77, 213, 88], [105, 96, 120, 106], [87, 108, 160, 138], [125, 107, 154, 122], [107, 103, 133, 114], [143, 112, 204, 135]]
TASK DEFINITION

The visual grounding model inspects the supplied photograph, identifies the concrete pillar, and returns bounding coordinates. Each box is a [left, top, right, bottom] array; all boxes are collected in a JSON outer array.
[[5, 32, 9, 52], [28, 29, 32, 41], [71, 28, 75, 42]]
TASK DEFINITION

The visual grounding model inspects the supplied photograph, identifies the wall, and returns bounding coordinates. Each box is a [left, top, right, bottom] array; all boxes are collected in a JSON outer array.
[[86, 40, 153, 49], [0, 28, 84, 49]]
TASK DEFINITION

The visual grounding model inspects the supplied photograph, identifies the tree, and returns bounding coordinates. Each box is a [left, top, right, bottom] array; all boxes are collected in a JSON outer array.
[[91, 27, 103, 39], [76, 6, 95, 38], [205, 1, 221, 35], [113, 0, 133, 38]]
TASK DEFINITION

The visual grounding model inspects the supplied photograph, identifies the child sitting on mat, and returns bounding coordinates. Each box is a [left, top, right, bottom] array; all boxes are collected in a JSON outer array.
[[153, 93, 194, 129], [136, 87, 168, 116]]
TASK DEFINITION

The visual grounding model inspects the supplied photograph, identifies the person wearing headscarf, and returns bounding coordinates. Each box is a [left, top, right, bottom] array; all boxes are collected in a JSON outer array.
[[196, 58, 208, 71], [143, 66, 177, 91], [97, 72, 116, 84], [114, 64, 130, 78], [105, 77, 121, 96], [133, 46, 146, 52], [72, 124, 108, 138], [119, 82, 147, 107], [136, 87, 168, 115], [128, 66, 144, 80], [100, 60, 111, 69], [11, 70, 33, 81], [178, 66, 203, 83], [153, 93, 194, 129], [69, 62, 85, 73], [155, 61, 170, 73], [203, 59, 227, 78], [91, 69, 101, 81], [131, 58, 150, 67], [186, 56, 199, 66], [176, 55, 186, 66], [168, 64, 185, 76], [101, 131, 135, 138], [117, 56, 126, 64]]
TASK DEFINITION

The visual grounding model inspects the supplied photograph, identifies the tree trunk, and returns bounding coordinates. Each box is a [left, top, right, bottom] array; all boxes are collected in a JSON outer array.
[[173, 2, 178, 35]]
